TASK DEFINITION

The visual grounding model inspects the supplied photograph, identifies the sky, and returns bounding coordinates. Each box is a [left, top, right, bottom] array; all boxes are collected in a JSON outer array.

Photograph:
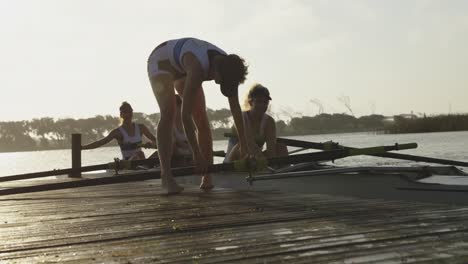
[[0, 0, 467, 122]]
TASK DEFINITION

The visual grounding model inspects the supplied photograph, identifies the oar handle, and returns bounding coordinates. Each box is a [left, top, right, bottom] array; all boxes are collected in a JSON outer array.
[[349, 143, 417, 156], [385, 143, 418, 151]]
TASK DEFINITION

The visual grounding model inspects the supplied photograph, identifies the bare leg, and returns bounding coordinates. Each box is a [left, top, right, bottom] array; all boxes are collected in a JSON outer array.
[[192, 88, 214, 189], [176, 82, 214, 189], [149, 74, 183, 194]]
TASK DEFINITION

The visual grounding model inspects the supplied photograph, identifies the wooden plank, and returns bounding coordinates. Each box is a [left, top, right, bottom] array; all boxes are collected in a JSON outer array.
[[1, 178, 468, 263]]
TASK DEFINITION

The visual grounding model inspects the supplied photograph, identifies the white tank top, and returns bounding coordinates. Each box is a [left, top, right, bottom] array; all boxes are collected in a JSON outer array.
[[243, 111, 268, 148], [118, 123, 142, 160], [170, 38, 227, 79]]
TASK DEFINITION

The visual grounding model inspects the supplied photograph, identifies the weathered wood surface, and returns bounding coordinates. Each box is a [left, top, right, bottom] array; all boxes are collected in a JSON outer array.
[[1, 177, 468, 263]]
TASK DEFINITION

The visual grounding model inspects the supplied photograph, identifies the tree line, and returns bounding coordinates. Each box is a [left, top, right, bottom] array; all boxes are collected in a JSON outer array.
[[1, 110, 467, 153], [0, 110, 232, 153], [386, 114, 468, 134]]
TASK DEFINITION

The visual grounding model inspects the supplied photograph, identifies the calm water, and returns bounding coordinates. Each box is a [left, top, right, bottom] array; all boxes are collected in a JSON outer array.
[[0, 131, 467, 177]]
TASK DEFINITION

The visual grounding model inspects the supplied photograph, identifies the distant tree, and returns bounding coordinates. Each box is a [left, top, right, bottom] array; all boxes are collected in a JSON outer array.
[[207, 108, 232, 128], [147, 113, 160, 128], [276, 120, 287, 136], [337, 96, 355, 117], [30, 117, 54, 140], [358, 115, 385, 129], [386, 114, 468, 134], [3, 109, 465, 153], [133, 112, 157, 133], [0, 121, 36, 152], [309, 99, 324, 115]]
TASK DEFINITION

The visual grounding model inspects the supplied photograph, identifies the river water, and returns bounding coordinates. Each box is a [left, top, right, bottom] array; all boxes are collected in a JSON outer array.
[[0, 131, 467, 177]]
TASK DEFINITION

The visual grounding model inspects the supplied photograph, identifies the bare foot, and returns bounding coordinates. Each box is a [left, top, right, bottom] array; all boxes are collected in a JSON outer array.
[[200, 175, 214, 191], [166, 178, 184, 195]]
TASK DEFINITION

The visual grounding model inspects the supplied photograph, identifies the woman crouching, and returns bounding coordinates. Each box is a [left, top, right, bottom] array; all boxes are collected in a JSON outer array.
[[225, 84, 288, 162]]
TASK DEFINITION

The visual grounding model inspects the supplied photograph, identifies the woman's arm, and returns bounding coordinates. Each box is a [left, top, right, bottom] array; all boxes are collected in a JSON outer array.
[[228, 95, 250, 158], [81, 130, 118, 150], [181, 55, 204, 160], [140, 124, 157, 147]]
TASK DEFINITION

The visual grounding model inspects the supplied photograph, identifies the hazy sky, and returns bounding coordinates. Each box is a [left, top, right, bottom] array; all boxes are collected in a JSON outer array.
[[1, 0, 467, 121]]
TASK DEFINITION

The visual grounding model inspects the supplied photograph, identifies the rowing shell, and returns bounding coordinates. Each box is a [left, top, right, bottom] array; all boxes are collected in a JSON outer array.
[[178, 164, 468, 206]]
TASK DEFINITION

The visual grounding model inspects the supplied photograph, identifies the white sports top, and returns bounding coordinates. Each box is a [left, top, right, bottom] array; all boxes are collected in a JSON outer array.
[[149, 37, 227, 79], [118, 123, 142, 160], [243, 111, 269, 148]]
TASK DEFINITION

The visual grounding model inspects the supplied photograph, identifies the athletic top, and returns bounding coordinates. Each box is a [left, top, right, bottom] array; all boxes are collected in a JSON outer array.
[[223, 111, 269, 163], [148, 37, 227, 79], [243, 111, 269, 148], [227, 111, 269, 147], [118, 123, 143, 160]]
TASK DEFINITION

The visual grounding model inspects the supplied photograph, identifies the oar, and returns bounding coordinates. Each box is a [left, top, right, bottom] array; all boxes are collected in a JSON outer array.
[[277, 137, 468, 168], [287, 147, 308, 155], [247, 166, 429, 183], [0, 143, 416, 196], [0, 158, 159, 183], [0, 150, 226, 183], [258, 142, 416, 169]]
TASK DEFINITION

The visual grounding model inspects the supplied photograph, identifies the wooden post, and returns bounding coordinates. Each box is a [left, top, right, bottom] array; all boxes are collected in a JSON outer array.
[[70, 133, 82, 178]]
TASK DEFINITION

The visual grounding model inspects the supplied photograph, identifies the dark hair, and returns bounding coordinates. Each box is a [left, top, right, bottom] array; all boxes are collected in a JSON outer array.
[[218, 54, 248, 85], [217, 54, 248, 97], [119, 101, 133, 112], [175, 94, 182, 106]]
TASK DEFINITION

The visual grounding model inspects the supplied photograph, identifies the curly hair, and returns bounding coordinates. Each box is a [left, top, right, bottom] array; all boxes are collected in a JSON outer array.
[[217, 54, 249, 85]]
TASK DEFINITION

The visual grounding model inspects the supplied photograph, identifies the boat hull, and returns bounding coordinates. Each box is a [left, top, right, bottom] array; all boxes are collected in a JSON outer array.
[[178, 166, 468, 206]]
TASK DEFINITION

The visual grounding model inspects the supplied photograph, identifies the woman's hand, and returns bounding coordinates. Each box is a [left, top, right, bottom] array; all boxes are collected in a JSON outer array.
[[240, 144, 264, 160]]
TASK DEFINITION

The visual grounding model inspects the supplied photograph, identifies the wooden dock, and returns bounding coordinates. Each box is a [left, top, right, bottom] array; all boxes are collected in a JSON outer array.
[[1, 176, 468, 263]]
